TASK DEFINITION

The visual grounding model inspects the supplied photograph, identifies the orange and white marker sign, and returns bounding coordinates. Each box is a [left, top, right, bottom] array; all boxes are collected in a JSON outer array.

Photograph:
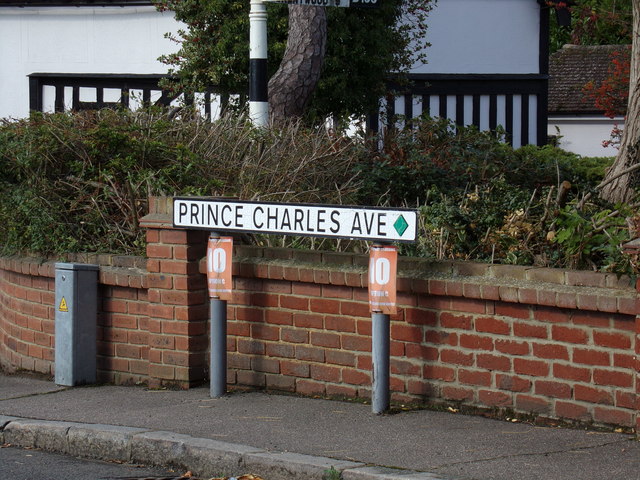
[[207, 236, 233, 300], [368, 245, 398, 314]]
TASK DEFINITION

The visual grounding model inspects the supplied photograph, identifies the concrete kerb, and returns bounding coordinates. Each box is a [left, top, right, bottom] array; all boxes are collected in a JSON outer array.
[[68, 423, 150, 461], [170, 435, 266, 478], [3, 418, 71, 453], [0, 416, 449, 480], [342, 467, 451, 480], [242, 451, 364, 480], [0, 415, 19, 444]]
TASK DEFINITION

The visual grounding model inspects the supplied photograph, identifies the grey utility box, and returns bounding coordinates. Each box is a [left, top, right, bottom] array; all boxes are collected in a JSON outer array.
[[54, 263, 100, 386]]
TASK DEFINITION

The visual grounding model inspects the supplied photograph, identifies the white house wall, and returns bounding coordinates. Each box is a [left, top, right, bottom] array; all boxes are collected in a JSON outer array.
[[0, 6, 180, 119], [2, 0, 545, 136], [413, 0, 540, 74], [548, 116, 621, 158]]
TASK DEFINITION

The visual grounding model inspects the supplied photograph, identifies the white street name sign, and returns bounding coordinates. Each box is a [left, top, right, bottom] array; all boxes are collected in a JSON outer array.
[[173, 198, 417, 243], [263, 0, 350, 7], [262, 0, 380, 7]]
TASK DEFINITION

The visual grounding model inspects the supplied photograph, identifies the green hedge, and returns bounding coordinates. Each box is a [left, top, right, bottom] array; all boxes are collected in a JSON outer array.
[[0, 110, 362, 256], [0, 110, 633, 274]]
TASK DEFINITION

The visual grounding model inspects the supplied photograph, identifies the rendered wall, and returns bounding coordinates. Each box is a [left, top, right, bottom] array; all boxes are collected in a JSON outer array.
[[412, 0, 541, 75], [1, 1, 546, 119], [0, 6, 179, 119], [1, 197, 638, 433], [548, 116, 622, 157]]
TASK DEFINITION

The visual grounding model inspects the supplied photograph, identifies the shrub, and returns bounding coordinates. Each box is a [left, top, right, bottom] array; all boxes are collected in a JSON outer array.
[[0, 110, 634, 274], [360, 116, 635, 273], [400, 179, 533, 262], [0, 110, 362, 256], [356, 117, 514, 205], [551, 201, 635, 272], [355, 116, 612, 207]]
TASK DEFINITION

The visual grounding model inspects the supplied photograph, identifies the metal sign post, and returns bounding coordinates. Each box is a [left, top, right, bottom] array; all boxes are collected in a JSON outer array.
[[371, 311, 390, 413], [173, 198, 414, 408], [207, 234, 234, 398], [368, 244, 398, 414]]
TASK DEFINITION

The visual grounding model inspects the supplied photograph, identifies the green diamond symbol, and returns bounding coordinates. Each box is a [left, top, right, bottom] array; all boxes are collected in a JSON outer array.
[[393, 215, 409, 236]]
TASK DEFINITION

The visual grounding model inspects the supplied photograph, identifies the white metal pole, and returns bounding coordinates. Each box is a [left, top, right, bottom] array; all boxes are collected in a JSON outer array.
[[249, 0, 269, 127]]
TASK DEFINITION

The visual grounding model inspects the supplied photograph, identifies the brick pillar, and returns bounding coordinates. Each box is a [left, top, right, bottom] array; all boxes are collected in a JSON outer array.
[[140, 197, 209, 388]]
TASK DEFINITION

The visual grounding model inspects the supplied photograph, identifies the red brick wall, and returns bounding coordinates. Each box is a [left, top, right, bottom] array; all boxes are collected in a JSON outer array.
[[0, 255, 148, 384], [96, 259, 148, 385], [142, 198, 209, 388], [0, 197, 638, 433], [0, 259, 55, 374], [220, 246, 638, 431]]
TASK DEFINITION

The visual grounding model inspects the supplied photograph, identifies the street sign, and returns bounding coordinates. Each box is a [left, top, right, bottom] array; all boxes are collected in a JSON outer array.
[[263, 0, 350, 6], [262, 0, 380, 7], [349, 0, 380, 7], [173, 198, 417, 243]]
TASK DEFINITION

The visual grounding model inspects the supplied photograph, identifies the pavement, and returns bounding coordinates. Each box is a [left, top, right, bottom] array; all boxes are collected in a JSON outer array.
[[0, 372, 638, 480]]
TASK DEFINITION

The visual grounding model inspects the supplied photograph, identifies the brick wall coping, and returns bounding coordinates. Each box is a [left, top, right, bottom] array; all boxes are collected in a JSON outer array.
[[0, 255, 146, 288], [229, 246, 638, 317], [140, 197, 636, 289], [139, 196, 172, 230], [143, 196, 638, 315], [2, 244, 636, 317]]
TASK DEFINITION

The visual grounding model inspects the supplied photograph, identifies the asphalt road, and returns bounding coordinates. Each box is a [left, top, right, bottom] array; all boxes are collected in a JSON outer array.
[[0, 445, 184, 480]]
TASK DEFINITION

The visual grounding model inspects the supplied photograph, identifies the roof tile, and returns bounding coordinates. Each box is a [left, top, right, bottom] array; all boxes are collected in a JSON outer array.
[[548, 44, 629, 114]]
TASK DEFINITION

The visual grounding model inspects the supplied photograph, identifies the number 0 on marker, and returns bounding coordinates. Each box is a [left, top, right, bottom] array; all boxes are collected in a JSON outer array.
[[207, 237, 233, 300], [368, 245, 398, 314]]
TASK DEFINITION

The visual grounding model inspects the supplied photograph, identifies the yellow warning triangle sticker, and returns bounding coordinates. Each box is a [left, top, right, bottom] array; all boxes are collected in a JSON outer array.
[[58, 297, 68, 312]]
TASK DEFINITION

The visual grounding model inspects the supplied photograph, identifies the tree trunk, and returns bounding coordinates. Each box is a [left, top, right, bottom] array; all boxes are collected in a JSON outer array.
[[268, 5, 327, 122], [600, 0, 640, 203]]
